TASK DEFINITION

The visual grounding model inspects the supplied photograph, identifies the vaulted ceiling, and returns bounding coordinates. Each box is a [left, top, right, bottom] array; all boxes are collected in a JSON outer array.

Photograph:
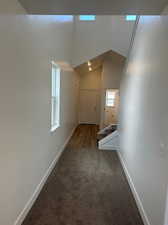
[[19, 0, 168, 14], [75, 50, 125, 75]]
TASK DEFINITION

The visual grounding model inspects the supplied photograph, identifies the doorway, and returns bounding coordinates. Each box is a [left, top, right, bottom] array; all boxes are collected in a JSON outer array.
[[104, 89, 119, 126], [79, 90, 100, 124]]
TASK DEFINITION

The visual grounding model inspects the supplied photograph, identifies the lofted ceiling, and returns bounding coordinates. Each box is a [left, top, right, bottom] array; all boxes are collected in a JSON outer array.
[[75, 50, 125, 75], [18, 0, 168, 14]]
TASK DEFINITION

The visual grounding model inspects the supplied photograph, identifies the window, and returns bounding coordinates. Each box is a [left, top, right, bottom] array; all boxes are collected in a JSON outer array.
[[51, 62, 60, 132], [126, 15, 137, 21], [79, 15, 96, 21], [106, 90, 116, 107]]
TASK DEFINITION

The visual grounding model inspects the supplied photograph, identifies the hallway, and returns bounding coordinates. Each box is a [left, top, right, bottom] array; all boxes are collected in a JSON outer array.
[[23, 125, 144, 225], [0, 2, 167, 222]]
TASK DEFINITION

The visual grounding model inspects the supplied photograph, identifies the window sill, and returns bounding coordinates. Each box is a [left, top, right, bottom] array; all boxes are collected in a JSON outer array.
[[50, 124, 60, 133]]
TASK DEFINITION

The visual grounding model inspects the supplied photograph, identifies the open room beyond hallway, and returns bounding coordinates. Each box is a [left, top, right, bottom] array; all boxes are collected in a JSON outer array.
[[22, 125, 144, 225]]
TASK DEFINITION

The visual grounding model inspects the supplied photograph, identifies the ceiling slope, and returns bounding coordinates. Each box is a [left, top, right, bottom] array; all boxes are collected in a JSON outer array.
[[72, 16, 135, 67], [75, 50, 125, 75]]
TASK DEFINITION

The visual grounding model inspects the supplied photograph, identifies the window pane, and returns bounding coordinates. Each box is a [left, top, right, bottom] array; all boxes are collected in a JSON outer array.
[[52, 97, 57, 126], [52, 66, 56, 97], [56, 67, 60, 98], [51, 62, 60, 130], [107, 91, 115, 99], [106, 90, 116, 107], [51, 97, 55, 126], [126, 15, 137, 21], [106, 99, 115, 107], [79, 15, 96, 21]]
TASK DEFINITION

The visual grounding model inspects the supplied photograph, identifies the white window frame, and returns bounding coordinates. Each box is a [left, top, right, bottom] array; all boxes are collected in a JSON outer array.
[[51, 61, 60, 132]]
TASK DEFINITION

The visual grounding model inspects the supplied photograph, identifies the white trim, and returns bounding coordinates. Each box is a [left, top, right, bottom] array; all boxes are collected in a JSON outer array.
[[98, 130, 119, 150], [99, 145, 117, 150], [50, 124, 60, 132], [117, 151, 151, 225], [14, 126, 77, 225], [51, 60, 58, 67], [99, 130, 118, 146]]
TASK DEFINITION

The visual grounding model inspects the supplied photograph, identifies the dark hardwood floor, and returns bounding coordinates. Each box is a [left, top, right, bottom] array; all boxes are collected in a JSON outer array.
[[22, 125, 144, 225]]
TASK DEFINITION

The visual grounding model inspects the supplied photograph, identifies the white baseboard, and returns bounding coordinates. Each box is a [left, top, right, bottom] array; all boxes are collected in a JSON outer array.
[[117, 151, 151, 225], [14, 126, 77, 225]]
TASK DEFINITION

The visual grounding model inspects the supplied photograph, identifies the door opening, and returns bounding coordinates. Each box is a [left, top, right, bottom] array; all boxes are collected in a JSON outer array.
[[104, 89, 119, 126]]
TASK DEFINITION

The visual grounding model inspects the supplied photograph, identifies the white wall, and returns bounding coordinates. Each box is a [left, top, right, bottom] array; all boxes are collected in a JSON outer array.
[[79, 67, 101, 90], [100, 57, 125, 128], [0, 1, 79, 225], [119, 16, 168, 225], [101, 57, 125, 89], [73, 16, 135, 66]]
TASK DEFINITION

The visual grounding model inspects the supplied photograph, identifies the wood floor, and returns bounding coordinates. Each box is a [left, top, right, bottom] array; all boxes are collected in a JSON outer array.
[[22, 125, 144, 225]]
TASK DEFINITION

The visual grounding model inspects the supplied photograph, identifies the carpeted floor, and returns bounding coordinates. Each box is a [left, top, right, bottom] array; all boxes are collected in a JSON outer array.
[[22, 124, 144, 225]]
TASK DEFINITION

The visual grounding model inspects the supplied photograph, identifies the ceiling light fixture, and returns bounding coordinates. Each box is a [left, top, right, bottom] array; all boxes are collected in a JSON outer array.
[[88, 61, 91, 66]]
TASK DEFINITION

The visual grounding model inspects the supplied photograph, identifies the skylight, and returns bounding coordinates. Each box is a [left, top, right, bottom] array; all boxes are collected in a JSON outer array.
[[79, 15, 96, 21], [126, 15, 137, 21]]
